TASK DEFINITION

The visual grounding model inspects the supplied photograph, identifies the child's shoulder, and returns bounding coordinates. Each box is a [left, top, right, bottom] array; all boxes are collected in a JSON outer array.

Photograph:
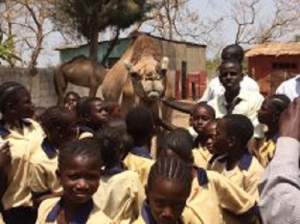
[[124, 153, 154, 167]]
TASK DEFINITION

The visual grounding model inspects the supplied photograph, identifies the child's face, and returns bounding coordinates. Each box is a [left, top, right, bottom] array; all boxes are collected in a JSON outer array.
[[88, 100, 109, 126], [64, 94, 79, 111], [190, 106, 213, 135], [14, 89, 34, 119], [203, 122, 217, 154], [212, 120, 230, 155], [58, 155, 101, 205], [146, 177, 189, 224], [258, 98, 275, 125]]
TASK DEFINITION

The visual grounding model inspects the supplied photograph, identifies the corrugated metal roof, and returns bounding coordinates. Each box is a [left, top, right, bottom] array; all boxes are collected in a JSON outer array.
[[55, 32, 207, 51], [246, 42, 300, 57]]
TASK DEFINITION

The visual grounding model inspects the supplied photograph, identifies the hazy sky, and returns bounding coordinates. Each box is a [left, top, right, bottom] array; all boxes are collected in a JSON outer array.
[[36, 0, 293, 67]]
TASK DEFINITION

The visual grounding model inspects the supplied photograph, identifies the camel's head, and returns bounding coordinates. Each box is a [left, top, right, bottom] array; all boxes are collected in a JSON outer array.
[[124, 56, 169, 102]]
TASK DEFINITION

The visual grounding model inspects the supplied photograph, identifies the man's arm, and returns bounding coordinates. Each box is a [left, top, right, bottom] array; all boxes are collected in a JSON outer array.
[[258, 97, 300, 224]]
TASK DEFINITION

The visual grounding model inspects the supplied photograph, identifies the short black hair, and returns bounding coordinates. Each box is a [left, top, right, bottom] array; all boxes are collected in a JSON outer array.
[[126, 106, 154, 141], [64, 91, 80, 101], [147, 156, 193, 196], [219, 59, 243, 73], [76, 97, 103, 119], [269, 94, 291, 114], [160, 128, 194, 164], [221, 44, 244, 62], [96, 123, 133, 169], [0, 81, 27, 113], [222, 114, 254, 146], [59, 138, 103, 169], [191, 102, 216, 119], [40, 106, 75, 132]]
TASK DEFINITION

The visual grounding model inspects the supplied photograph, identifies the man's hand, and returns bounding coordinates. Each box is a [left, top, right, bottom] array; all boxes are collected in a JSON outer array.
[[279, 97, 300, 141]]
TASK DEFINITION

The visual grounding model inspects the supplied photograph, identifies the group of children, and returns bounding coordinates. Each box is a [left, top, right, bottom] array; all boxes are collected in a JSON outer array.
[[0, 78, 292, 224]]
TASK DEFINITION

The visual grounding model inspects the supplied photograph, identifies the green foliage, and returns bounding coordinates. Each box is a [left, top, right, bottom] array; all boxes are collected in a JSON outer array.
[[0, 35, 21, 64], [206, 57, 221, 77], [55, 0, 152, 39]]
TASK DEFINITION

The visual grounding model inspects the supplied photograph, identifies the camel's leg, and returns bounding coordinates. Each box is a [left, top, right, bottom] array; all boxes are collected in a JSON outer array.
[[54, 69, 67, 106], [89, 83, 99, 97]]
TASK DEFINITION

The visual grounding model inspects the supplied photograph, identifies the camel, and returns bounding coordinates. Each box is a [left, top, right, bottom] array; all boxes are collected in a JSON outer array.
[[54, 55, 107, 105], [101, 34, 175, 129]]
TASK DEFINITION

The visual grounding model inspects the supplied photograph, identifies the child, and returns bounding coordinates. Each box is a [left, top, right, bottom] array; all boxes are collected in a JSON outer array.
[[63, 91, 80, 112], [133, 157, 197, 224], [36, 138, 112, 223], [202, 120, 218, 155], [76, 97, 109, 139], [252, 94, 290, 167], [123, 106, 154, 186], [159, 128, 258, 224], [208, 114, 264, 201], [189, 103, 216, 168], [93, 124, 144, 223], [29, 107, 77, 205], [0, 81, 44, 224]]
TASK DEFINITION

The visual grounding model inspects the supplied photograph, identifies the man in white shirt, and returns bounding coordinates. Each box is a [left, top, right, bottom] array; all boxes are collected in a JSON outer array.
[[200, 44, 259, 102], [259, 97, 300, 224], [208, 60, 264, 137], [276, 75, 300, 101]]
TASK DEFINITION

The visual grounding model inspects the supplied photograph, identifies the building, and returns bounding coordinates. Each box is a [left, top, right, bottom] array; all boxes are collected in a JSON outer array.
[[56, 32, 207, 99], [246, 42, 300, 95]]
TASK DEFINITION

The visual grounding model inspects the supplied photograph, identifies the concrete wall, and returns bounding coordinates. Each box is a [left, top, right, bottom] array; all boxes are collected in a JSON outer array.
[[0, 66, 96, 108]]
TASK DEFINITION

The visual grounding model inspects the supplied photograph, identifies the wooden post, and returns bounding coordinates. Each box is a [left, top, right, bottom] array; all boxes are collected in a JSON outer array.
[[181, 61, 187, 99]]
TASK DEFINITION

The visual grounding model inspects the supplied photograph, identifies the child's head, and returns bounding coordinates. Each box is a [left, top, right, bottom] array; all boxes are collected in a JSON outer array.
[[64, 91, 80, 112], [258, 94, 290, 127], [159, 128, 194, 165], [221, 44, 244, 63], [0, 82, 34, 120], [97, 121, 133, 169], [126, 105, 154, 146], [190, 102, 215, 135], [57, 138, 103, 205], [146, 157, 193, 224], [213, 114, 254, 156], [41, 107, 77, 147], [78, 97, 109, 128], [203, 120, 218, 154]]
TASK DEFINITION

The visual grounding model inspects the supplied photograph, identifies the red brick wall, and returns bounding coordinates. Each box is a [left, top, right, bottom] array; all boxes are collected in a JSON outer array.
[[248, 55, 300, 95]]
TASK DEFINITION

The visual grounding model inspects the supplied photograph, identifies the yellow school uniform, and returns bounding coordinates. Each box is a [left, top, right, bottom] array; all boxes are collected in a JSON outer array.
[[123, 148, 154, 186], [93, 168, 144, 224], [208, 152, 264, 201], [192, 147, 212, 168], [185, 168, 257, 224], [0, 119, 44, 210], [251, 138, 276, 168], [29, 138, 61, 195], [36, 197, 112, 224], [133, 202, 200, 224]]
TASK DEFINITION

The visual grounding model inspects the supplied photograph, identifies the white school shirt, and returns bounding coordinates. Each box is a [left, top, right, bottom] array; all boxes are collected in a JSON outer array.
[[276, 75, 300, 101]]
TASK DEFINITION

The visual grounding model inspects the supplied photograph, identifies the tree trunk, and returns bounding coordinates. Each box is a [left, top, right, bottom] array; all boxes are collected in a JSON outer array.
[[89, 30, 99, 62]]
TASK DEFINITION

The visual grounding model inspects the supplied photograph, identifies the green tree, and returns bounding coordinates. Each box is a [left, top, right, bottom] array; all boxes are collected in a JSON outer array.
[[54, 0, 152, 62], [0, 35, 21, 65]]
